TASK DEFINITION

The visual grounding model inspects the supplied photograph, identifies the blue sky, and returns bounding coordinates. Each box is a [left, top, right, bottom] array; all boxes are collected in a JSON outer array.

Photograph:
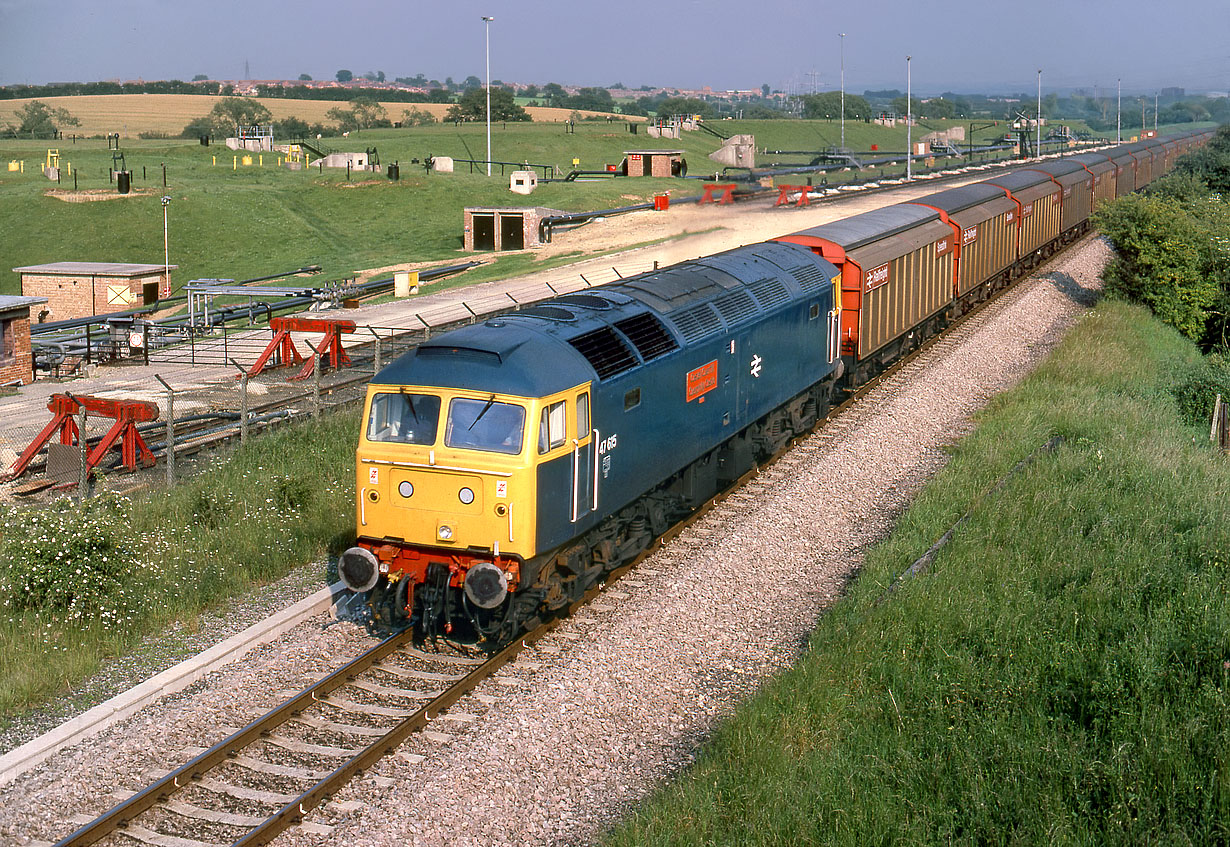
[[1, 0, 1226, 96]]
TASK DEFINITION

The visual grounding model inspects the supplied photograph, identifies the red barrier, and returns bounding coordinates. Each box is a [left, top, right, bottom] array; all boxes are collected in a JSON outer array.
[[775, 185, 814, 207], [248, 316, 356, 380], [8, 393, 160, 480], [699, 183, 737, 205]]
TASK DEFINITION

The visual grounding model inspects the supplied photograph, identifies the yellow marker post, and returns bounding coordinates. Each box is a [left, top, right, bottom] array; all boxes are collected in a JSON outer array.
[[212, 155, 216, 166], [258, 155, 263, 166], [233, 156, 237, 171]]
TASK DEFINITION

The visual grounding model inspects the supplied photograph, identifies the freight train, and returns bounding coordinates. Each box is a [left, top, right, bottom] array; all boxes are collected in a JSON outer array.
[[339, 129, 1212, 642]]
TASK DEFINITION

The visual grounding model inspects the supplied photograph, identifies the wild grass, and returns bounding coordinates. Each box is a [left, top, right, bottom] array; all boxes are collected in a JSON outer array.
[[0, 408, 359, 715], [607, 301, 1230, 845]]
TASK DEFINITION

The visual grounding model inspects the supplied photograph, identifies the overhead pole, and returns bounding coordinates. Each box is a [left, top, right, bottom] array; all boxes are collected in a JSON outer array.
[[1117, 78, 1122, 143], [482, 15, 494, 177], [839, 33, 846, 150], [906, 55, 912, 181], [1036, 69, 1042, 158]]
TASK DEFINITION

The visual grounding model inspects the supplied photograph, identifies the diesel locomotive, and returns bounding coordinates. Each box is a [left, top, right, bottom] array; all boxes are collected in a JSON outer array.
[[339, 128, 1212, 641]]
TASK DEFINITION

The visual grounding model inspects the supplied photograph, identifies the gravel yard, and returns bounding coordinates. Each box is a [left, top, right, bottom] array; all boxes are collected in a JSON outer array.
[[0, 236, 1110, 846]]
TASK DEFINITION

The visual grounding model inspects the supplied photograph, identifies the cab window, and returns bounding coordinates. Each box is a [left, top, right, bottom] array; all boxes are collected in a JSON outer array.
[[538, 400, 567, 453], [367, 392, 440, 445], [577, 393, 590, 436], [445, 397, 525, 454]]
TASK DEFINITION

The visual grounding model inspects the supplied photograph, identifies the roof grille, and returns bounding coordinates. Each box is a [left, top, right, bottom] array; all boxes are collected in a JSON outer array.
[[514, 305, 577, 322], [614, 312, 678, 362], [712, 290, 759, 327], [670, 303, 723, 344], [747, 277, 791, 309], [567, 327, 638, 380], [555, 294, 613, 310], [789, 264, 827, 294]]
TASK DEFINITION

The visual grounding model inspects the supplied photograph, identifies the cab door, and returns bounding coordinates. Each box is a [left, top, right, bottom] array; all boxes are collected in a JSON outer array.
[[571, 390, 595, 523]]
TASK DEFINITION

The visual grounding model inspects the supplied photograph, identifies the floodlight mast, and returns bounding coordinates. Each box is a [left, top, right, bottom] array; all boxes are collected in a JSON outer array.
[[483, 16, 494, 177]]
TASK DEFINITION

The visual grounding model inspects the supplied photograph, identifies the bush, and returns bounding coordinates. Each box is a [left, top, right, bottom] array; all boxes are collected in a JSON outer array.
[[0, 497, 147, 630], [1094, 194, 1221, 342], [1171, 352, 1230, 428]]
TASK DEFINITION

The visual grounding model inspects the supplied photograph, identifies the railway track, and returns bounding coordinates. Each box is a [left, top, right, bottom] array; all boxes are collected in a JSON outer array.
[[49, 231, 1085, 847]]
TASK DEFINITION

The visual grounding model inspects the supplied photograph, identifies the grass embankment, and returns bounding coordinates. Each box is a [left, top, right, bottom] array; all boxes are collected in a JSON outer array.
[[609, 301, 1230, 845], [0, 110, 1139, 300], [0, 408, 358, 716]]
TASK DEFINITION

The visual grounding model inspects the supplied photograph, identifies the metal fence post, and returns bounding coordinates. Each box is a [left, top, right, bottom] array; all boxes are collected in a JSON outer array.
[[369, 327, 382, 374], [305, 340, 321, 417], [77, 405, 89, 500], [229, 358, 249, 445], [155, 374, 175, 485]]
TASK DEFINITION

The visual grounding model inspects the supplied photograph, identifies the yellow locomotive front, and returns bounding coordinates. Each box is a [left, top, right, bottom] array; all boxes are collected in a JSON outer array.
[[341, 384, 537, 631], [339, 320, 601, 638]]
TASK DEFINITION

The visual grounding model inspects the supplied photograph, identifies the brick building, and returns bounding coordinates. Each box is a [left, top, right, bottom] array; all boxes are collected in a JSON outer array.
[[0, 295, 47, 385], [463, 207, 564, 252], [13, 262, 175, 322]]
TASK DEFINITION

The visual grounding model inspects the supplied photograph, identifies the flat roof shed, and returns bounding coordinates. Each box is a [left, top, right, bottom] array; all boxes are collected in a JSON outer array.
[[12, 262, 177, 322]]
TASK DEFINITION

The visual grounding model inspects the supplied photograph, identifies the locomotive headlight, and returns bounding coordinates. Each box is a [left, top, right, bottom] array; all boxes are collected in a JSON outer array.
[[438, 524, 455, 541], [458, 487, 475, 505], [398, 481, 414, 498]]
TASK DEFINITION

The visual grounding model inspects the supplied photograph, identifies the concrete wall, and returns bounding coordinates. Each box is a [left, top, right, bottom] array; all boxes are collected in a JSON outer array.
[[708, 134, 756, 169]]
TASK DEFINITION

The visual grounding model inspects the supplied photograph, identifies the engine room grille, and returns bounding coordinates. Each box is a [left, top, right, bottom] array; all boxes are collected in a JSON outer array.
[[613, 312, 678, 362], [567, 326, 638, 380], [789, 263, 828, 294], [747, 277, 791, 309], [712, 290, 759, 327], [669, 303, 723, 343]]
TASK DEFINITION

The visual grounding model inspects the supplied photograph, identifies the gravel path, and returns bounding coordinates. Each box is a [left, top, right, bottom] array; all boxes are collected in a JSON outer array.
[[1, 239, 1108, 847]]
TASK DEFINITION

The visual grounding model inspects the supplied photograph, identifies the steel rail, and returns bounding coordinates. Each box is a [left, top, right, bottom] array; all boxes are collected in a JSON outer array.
[[51, 227, 1096, 846]]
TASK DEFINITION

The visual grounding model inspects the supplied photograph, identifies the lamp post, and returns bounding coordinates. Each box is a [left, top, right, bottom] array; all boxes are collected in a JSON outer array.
[[839, 33, 846, 150], [482, 15, 494, 177], [1036, 69, 1042, 158], [1117, 78, 1121, 144], [161, 195, 171, 299], [905, 55, 912, 181]]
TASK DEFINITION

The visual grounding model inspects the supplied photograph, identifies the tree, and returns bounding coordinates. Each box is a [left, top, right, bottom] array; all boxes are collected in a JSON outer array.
[[800, 92, 872, 120], [400, 107, 437, 127], [567, 87, 616, 112], [326, 96, 390, 132], [298, 73, 313, 81], [445, 86, 530, 122], [542, 82, 566, 107], [656, 97, 714, 119], [522, 84, 539, 99], [1094, 194, 1222, 343], [336, 69, 353, 83], [463, 75, 483, 90], [192, 74, 208, 82], [761, 83, 771, 98], [201, 97, 272, 137], [6, 100, 80, 138]]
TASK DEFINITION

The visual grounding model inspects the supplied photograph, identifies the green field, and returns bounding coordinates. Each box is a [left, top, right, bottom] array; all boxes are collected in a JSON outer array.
[[0, 111, 1130, 298], [607, 301, 1230, 844]]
